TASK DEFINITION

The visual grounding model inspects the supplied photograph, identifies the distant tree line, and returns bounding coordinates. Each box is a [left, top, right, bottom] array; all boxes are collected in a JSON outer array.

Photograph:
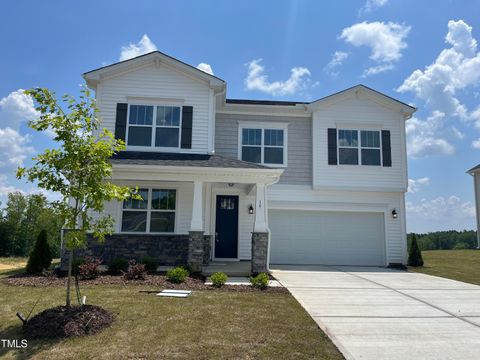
[[407, 230, 478, 251], [0, 192, 63, 257]]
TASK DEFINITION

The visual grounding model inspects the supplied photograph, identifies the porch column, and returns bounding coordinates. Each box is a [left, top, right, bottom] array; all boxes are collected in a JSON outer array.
[[252, 183, 269, 274], [190, 181, 204, 231], [188, 181, 205, 272]]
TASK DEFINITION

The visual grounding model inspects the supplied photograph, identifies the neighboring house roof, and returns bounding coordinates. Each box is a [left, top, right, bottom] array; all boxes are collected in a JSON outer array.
[[111, 151, 273, 170], [467, 164, 480, 175]]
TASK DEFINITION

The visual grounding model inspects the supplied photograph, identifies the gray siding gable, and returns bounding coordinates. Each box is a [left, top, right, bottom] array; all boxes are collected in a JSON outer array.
[[215, 113, 312, 185]]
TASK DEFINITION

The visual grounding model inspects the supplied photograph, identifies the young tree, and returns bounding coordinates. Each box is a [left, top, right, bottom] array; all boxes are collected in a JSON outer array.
[[17, 87, 137, 307], [26, 229, 52, 274], [408, 233, 424, 267]]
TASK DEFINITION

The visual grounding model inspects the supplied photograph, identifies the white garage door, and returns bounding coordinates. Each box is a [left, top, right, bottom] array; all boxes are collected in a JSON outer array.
[[269, 210, 385, 266]]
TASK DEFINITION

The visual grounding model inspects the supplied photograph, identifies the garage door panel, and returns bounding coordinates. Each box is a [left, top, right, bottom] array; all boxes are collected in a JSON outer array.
[[269, 210, 385, 266]]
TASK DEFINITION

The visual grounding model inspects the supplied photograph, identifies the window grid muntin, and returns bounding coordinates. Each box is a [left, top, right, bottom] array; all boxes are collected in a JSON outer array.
[[240, 127, 285, 165], [121, 188, 176, 233], [337, 129, 382, 166], [126, 104, 182, 148]]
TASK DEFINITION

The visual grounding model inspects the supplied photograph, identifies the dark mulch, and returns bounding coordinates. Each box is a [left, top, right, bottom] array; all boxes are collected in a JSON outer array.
[[24, 305, 115, 339], [2, 273, 287, 293]]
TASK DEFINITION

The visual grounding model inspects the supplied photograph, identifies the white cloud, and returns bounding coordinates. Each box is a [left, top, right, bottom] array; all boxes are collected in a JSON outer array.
[[362, 63, 394, 77], [406, 111, 455, 158], [408, 177, 430, 193], [0, 127, 34, 170], [406, 195, 475, 223], [397, 20, 480, 120], [0, 89, 39, 130], [119, 34, 157, 61], [359, 0, 388, 14], [327, 51, 349, 68], [325, 51, 349, 76], [245, 59, 312, 96], [0, 175, 22, 198], [340, 21, 410, 71], [196, 63, 214, 75], [472, 138, 480, 149]]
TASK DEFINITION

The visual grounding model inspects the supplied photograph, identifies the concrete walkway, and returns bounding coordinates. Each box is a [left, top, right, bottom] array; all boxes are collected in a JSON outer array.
[[271, 265, 480, 360]]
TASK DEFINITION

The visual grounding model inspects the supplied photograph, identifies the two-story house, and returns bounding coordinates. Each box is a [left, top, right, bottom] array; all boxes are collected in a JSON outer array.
[[74, 51, 416, 273]]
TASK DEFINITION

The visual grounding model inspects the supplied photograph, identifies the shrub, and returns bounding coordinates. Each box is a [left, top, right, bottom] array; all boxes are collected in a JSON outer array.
[[250, 273, 269, 289], [78, 257, 102, 279], [210, 272, 228, 287], [140, 256, 158, 273], [108, 258, 129, 275], [166, 267, 189, 283], [123, 260, 146, 280], [26, 230, 52, 274], [408, 234, 424, 267], [178, 264, 193, 275]]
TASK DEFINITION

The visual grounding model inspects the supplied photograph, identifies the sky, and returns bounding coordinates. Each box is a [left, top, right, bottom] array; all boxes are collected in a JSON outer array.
[[0, 0, 479, 233]]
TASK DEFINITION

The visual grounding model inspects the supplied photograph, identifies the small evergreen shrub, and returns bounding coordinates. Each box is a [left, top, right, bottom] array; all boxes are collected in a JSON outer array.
[[108, 258, 129, 275], [178, 264, 193, 275], [140, 256, 158, 273], [166, 267, 189, 283], [210, 272, 228, 287], [26, 230, 52, 274], [123, 260, 146, 280], [408, 234, 424, 267], [78, 257, 102, 279], [250, 273, 269, 289]]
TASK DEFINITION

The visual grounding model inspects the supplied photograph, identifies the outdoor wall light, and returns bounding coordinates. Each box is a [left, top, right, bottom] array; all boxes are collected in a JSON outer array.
[[392, 209, 398, 219], [248, 205, 254, 214]]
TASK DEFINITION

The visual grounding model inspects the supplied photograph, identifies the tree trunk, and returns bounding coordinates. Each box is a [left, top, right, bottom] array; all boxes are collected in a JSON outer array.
[[66, 249, 73, 307]]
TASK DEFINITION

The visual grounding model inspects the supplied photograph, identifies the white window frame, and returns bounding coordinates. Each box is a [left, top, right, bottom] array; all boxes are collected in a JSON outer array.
[[121, 188, 177, 234], [337, 129, 382, 166], [237, 122, 288, 167], [125, 103, 183, 151]]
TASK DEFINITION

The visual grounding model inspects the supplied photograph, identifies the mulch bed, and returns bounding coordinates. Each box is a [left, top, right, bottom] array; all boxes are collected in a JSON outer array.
[[3, 273, 287, 293], [24, 305, 115, 339]]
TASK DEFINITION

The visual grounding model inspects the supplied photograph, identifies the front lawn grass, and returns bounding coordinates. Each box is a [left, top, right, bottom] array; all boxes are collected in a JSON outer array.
[[0, 259, 343, 360], [409, 249, 480, 285]]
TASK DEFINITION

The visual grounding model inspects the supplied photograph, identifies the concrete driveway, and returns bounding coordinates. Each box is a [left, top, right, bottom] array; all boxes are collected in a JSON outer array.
[[271, 265, 480, 360]]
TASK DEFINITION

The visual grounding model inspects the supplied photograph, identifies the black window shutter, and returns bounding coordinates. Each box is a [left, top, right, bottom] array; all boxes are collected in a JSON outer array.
[[382, 130, 392, 167], [327, 128, 337, 165], [115, 103, 128, 142], [181, 106, 193, 149]]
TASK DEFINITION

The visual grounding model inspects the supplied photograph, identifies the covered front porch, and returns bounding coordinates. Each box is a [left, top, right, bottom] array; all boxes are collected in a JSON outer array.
[[105, 152, 284, 274]]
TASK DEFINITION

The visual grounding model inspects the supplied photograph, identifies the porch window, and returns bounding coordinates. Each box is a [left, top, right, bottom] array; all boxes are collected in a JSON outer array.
[[127, 105, 181, 148], [121, 189, 176, 233], [240, 127, 286, 166]]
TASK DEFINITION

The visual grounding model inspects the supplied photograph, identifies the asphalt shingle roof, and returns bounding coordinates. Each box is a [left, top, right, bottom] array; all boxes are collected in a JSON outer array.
[[110, 151, 272, 170]]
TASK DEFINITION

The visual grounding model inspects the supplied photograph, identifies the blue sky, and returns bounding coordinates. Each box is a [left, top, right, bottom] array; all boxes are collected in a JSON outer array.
[[0, 0, 479, 233]]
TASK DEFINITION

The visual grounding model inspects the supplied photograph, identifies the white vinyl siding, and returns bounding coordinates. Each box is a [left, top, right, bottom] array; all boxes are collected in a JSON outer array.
[[95, 63, 212, 153], [312, 94, 407, 191]]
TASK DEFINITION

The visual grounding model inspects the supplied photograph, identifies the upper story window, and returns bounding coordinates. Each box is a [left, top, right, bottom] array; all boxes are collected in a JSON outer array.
[[121, 188, 176, 233], [240, 126, 286, 166], [127, 105, 181, 148], [338, 129, 381, 166]]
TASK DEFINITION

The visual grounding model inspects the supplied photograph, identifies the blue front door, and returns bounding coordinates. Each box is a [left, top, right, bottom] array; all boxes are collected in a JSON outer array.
[[215, 195, 239, 258]]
